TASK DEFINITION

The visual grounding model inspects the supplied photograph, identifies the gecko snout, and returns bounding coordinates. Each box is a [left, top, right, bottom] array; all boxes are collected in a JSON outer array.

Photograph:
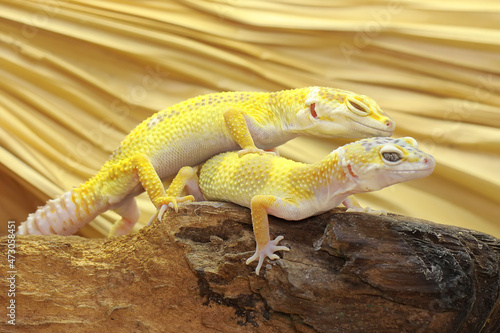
[[384, 118, 396, 132]]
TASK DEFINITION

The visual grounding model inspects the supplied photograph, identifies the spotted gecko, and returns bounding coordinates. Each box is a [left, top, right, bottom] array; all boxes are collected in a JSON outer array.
[[17, 87, 394, 236], [159, 137, 435, 275]]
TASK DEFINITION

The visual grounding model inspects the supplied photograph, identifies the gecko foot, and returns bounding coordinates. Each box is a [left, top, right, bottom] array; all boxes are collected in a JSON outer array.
[[346, 206, 387, 216], [246, 235, 290, 275], [109, 218, 136, 237], [238, 147, 276, 157], [154, 195, 195, 221]]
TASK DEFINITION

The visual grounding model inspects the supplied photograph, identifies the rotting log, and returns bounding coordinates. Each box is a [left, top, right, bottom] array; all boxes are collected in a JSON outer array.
[[1, 202, 499, 333]]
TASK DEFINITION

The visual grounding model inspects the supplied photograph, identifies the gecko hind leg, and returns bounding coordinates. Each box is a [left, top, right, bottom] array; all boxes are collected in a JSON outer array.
[[154, 166, 198, 222], [109, 196, 140, 236]]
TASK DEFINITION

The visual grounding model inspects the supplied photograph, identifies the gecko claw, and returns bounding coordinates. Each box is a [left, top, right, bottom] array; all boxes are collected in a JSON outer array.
[[157, 204, 168, 222], [154, 195, 195, 221]]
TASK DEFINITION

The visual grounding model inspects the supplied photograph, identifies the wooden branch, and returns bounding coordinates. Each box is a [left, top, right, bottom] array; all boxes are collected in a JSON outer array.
[[2, 202, 499, 332]]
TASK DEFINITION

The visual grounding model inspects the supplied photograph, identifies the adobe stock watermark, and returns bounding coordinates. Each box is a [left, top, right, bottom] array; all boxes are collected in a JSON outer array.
[[213, 0, 241, 21], [6, 221, 17, 326], [7, 1, 61, 53], [422, 73, 497, 153], [62, 63, 171, 173], [340, 1, 403, 63]]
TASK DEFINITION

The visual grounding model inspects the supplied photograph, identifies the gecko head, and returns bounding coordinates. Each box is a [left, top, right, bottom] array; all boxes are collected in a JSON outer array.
[[338, 137, 435, 192], [293, 87, 395, 138]]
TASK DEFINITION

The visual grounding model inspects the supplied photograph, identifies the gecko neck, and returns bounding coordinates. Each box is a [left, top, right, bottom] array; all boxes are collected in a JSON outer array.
[[297, 149, 363, 200], [265, 88, 310, 131]]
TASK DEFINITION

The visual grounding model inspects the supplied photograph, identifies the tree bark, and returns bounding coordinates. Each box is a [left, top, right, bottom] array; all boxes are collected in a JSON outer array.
[[2, 202, 499, 333]]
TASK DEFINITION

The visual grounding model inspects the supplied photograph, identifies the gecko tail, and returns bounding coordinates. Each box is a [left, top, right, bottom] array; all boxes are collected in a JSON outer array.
[[17, 188, 105, 236]]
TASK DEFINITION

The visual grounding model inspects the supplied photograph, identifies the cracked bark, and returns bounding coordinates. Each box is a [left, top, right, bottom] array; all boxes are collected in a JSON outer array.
[[2, 202, 499, 333]]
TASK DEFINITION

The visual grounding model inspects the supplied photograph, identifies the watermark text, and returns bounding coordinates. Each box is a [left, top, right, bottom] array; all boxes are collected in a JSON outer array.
[[6, 221, 17, 325]]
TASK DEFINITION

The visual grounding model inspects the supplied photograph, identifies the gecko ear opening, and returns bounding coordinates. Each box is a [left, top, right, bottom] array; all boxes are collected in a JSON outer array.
[[310, 103, 318, 119], [402, 137, 418, 148]]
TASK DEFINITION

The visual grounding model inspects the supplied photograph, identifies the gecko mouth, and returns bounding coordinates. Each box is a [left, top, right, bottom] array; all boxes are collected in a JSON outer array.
[[352, 120, 393, 135], [391, 168, 434, 174]]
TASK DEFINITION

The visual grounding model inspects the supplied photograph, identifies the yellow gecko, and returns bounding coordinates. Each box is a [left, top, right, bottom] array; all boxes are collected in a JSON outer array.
[[159, 137, 435, 275], [17, 87, 394, 236]]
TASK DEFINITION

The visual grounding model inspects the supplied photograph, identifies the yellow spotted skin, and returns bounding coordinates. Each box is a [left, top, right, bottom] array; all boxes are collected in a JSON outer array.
[[166, 137, 434, 274], [18, 87, 395, 236]]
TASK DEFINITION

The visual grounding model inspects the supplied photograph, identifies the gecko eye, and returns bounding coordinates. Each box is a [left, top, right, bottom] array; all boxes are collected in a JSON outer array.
[[380, 145, 404, 165], [347, 98, 371, 116], [383, 152, 402, 162]]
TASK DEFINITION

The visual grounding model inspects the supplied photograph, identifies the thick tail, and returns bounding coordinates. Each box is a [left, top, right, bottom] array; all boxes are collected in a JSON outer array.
[[17, 186, 108, 235]]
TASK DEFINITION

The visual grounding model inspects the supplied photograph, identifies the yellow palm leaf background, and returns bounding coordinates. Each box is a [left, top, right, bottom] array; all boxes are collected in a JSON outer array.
[[1, 1, 499, 238]]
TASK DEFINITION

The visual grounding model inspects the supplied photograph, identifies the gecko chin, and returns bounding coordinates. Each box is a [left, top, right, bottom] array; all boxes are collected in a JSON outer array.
[[387, 168, 435, 181]]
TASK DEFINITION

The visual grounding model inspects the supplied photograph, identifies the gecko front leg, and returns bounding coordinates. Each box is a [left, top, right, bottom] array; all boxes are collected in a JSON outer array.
[[246, 195, 291, 275], [223, 109, 276, 157], [343, 196, 387, 215]]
